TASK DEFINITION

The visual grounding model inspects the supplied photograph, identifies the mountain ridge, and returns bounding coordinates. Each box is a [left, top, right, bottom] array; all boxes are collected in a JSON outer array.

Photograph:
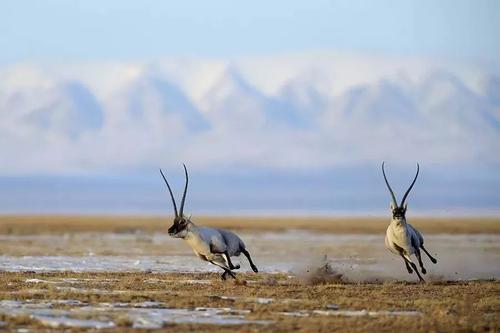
[[0, 53, 498, 174]]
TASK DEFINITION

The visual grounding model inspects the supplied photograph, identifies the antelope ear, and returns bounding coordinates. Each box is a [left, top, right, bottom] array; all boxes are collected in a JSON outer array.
[[390, 202, 396, 211]]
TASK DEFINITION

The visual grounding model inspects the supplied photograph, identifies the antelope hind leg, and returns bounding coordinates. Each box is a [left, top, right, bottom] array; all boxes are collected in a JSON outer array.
[[242, 249, 258, 273], [421, 246, 437, 264]]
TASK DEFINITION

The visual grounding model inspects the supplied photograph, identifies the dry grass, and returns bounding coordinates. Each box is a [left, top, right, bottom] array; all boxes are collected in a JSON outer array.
[[0, 215, 498, 234], [0, 215, 497, 331], [0, 271, 498, 332]]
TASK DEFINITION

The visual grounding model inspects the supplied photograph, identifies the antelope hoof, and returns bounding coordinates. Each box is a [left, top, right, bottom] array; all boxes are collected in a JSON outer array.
[[407, 267, 413, 274], [221, 272, 227, 281], [233, 264, 241, 270], [431, 258, 437, 264], [421, 267, 427, 274], [251, 265, 258, 273]]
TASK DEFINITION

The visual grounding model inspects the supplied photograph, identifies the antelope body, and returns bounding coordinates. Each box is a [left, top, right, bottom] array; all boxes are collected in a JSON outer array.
[[382, 162, 437, 282], [160, 165, 258, 280]]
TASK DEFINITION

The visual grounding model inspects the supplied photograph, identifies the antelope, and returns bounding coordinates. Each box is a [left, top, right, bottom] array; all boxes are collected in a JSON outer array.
[[382, 162, 437, 282], [159, 164, 259, 280]]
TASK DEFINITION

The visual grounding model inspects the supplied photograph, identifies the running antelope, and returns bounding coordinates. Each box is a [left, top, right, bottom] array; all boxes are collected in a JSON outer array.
[[382, 162, 437, 282], [159, 165, 259, 280]]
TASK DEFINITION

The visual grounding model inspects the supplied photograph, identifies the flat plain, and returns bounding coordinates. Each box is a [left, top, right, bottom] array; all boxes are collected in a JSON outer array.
[[0, 215, 499, 234], [0, 215, 498, 332]]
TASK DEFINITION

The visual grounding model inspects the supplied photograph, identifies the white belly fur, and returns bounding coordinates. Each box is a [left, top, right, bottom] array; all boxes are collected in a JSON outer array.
[[184, 227, 243, 261], [386, 223, 414, 256]]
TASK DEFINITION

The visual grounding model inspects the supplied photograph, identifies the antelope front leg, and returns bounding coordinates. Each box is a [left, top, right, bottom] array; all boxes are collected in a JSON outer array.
[[415, 248, 426, 274], [223, 251, 240, 270], [209, 244, 240, 270], [209, 260, 237, 280], [400, 254, 425, 283], [403, 257, 413, 274], [219, 268, 236, 280]]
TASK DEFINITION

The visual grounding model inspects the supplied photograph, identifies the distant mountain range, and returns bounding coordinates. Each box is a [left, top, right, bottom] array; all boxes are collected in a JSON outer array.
[[0, 52, 499, 174], [0, 52, 498, 214], [0, 53, 500, 174]]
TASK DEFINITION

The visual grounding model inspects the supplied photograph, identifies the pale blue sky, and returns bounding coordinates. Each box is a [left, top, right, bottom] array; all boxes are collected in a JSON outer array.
[[1, 0, 499, 64], [0, 0, 499, 215]]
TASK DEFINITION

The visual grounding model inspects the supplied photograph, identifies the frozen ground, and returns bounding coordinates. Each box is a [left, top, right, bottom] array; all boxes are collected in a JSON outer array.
[[0, 298, 426, 329], [0, 231, 498, 281], [0, 271, 497, 332], [0, 299, 272, 328], [0, 229, 498, 332]]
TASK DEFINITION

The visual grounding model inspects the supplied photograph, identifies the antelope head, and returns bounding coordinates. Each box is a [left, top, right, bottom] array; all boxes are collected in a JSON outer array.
[[382, 162, 420, 222], [159, 164, 193, 239]]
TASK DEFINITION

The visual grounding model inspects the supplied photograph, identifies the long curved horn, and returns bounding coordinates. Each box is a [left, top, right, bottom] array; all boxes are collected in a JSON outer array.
[[159, 169, 178, 217], [400, 163, 420, 207], [179, 164, 189, 217], [382, 162, 398, 208]]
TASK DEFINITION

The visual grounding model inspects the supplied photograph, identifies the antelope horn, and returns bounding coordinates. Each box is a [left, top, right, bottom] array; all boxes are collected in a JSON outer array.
[[159, 169, 179, 218], [400, 163, 420, 207], [179, 164, 189, 217], [382, 162, 398, 208]]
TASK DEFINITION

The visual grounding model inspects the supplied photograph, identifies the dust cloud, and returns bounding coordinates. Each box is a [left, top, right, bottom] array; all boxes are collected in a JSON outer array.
[[294, 245, 499, 284]]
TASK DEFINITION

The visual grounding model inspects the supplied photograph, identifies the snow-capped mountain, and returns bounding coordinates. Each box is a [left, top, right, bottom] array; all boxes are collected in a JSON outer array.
[[0, 78, 103, 138], [0, 52, 498, 174], [118, 73, 208, 131]]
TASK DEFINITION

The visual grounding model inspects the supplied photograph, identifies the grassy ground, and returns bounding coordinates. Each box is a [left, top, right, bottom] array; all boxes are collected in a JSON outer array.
[[0, 271, 498, 332], [0, 215, 499, 234], [0, 216, 498, 331]]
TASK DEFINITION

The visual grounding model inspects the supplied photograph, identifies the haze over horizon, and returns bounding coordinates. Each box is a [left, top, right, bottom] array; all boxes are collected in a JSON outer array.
[[0, 1, 498, 215]]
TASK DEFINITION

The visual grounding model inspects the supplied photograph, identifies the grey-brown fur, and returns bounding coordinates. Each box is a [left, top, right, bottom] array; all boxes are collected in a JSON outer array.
[[382, 162, 437, 282], [160, 165, 258, 280]]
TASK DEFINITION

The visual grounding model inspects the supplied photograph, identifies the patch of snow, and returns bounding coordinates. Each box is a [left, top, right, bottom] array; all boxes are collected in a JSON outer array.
[[277, 309, 421, 317], [0, 300, 272, 329], [32, 314, 115, 329]]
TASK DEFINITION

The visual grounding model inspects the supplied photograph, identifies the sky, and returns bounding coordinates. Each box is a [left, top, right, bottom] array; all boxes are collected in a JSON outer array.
[[0, 0, 499, 63], [0, 1, 499, 215]]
